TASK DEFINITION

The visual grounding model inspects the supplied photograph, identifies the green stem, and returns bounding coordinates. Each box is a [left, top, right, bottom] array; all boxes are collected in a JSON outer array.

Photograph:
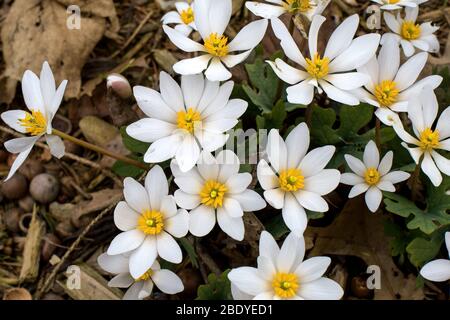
[[375, 118, 381, 149]]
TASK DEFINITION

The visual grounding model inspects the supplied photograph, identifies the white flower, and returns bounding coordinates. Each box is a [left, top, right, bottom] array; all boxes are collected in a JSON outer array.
[[268, 15, 380, 106], [161, 1, 197, 36], [127, 72, 247, 172], [257, 123, 340, 233], [245, 0, 330, 20], [420, 232, 450, 282], [106, 165, 189, 278], [228, 231, 344, 300], [351, 39, 442, 125], [371, 0, 426, 11], [163, 0, 268, 81], [1, 61, 67, 181], [393, 87, 450, 187], [171, 150, 266, 241], [341, 140, 410, 213], [382, 7, 439, 57], [98, 253, 184, 300]]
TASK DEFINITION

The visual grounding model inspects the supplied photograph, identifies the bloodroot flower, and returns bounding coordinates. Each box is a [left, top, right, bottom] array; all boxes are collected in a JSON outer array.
[[1, 61, 67, 181], [228, 231, 344, 300], [245, 0, 330, 21], [161, 1, 197, 36], [420, 232, 450, 282], [370, 0, 427, 11]]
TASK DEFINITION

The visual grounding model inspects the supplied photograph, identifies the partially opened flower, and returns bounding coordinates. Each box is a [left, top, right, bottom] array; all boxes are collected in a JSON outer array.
[[1, 61, 67, 181], [268, 14, 380, 106], [257, 123, 340, 233], [163, 0, 268, 81], [172, 150, 266, 241], [371, 0, 426, 11], [382, 6, 439, 57], [161, 1, 197, 36], [351, 39, 442, 125], [228, 231, 344, 300], [341, 141, 410, 213], [107, 165, 189, 278], [98, 253, 184, 300], [420, 232, 450, 282], [245, 0, 330, 20], [127, 72, 247, 172], [393, 87, 450, 187]]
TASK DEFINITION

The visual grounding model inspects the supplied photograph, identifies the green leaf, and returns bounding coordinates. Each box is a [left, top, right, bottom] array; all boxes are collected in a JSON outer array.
[[112, 160, 145, 178], [179, 238, 199, 268], [196, 270, 232, 300], [120, 126, 150, 154], [406, 237, 442, 267]]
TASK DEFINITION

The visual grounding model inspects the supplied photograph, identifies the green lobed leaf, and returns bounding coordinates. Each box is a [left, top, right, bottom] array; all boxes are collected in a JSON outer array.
[[406, 236, 442, 267], [179, 238, 199, 269], [196, 270, 232, 300], [112, 160, 145, 178]]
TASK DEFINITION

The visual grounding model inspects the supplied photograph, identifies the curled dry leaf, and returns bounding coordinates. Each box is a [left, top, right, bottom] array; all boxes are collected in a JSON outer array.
[[3, 288, 32, 300]]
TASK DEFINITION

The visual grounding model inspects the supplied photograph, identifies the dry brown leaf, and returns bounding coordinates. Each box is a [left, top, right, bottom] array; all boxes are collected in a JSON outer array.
[[1, 0, 118, 103]]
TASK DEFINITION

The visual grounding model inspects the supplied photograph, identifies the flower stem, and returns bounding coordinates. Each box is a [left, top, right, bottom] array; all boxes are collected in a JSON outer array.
[[51, 129, 149, 170], [410, 159, 422, 202], [375, 118, 381, 149]]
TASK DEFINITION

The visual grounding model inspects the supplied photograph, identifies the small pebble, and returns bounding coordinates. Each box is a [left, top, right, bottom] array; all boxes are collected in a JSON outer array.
[[29, 173, 60, 204], [1, 173, 28, 200]]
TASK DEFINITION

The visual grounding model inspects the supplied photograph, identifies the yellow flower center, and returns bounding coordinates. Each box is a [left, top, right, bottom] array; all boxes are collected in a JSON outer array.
[[204, 33, 229, 57], [279, 168, 305, 192], [272, 273, 299, 299], [282, 0, 312, 13], [401, 21, 421, 40], [364, 168, 380, 186], [136, 268, 154, 282], [19, 110, 47, 136], [306, 53, 330, 79], [180, 7, 194, 25], [200, 180, 228, 208], [137, 210, 164, 235], [419, 128, 440, 151], [387, 0, 400, 3], [177, 108, 201, 133], [374, 80, 399, 107]]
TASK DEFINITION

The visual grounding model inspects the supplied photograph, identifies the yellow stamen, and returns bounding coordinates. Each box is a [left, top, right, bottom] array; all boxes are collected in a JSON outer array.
[[204, 33, 229, 57], [374, 80, 399, 107], [137, 210, 164, 235], [177, 108, 201, 133], [306, 53, 330, 79], [136, 268, 154, 282], [401, 21, 421, 40], [279, 168, 305, 192], [364, 168, 380, 186], [282, 0, 312, 13], [419, 128, 440, 151], [180, 7, 194, 25], [200, 180, 228, 208], [19, 110, 47, 136], [387, 0, 400, 3], [272, 273, 299, 299]]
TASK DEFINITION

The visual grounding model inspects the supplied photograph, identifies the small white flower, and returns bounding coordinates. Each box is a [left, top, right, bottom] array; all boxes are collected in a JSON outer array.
[[1, 61, 67, 181], [393, 87, 450, 187], [351, 39, 442, 125], [107, 165, 189, 279], [98, 253, 184, 300], [127, 72, 247, 172], [341, 140, 410, 213], [163, 0, 268, 81], [420, 232, 450, 282], [382, 6, 439, 57], [245, 0, 330, 21], [371, 0, 426, 11], [268, 15, 380, 106], [161, 1, 197, 36], [172, 150, 266, 241], [228, 231, 344, 300], [257, 123, 340, 233]]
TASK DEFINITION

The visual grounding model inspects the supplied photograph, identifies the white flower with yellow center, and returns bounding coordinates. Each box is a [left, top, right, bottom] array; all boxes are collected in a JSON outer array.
[[257, 123, 340, 233], [351, 39, 442, 127], [163, 0, 268, 81], [268, 15, 380, 106], [98, 253, 184, 300], [420, 232, 450, 282], [245, 0, 330, 20], [127, 72, 247, 172], [392, 87, 450, 187], [382, 7, 439, 57], [228, 231, 344, 300], [106, 165, 189, 279], [171, 150, 266, 241], [161, 1, 197, 36], [371, 0, 427, 11], [341, 141, 410, 213], [1, 61, 67, 181]]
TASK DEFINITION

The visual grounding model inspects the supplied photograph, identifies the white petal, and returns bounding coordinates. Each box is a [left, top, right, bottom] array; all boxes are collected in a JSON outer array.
[[286, 122, 310, 168], [325, 72, 370, 91], [152, 269, 184, 294], [208, 0, 231, 35], [259, 230, 280, 261], [422, 152, 442, 187], [341, 173, 364, 185], [228, 19, 268, 52], [295, 257, 331, 283], [299, 146, 336, 177], [197, 151, 219, 180], [378, 38, 400, 82], [123, 282, 144, 300], [133, 86, 177, 122], [228, 267, 269, 296], [123, 177, 150, 213], [227, 173, 252, 194], [205, 58, 232, 82], [165, 209, 189, 238], [378, 151, 393, 176], [245, 2, 285, 19], [365, 186, 383, 212], [108, 273, 134, 288], [217, 207, 245, 240], [270, 18, 306, 67], [381, 171, 410, 184], [264, 188, 285, 209], [157, 231, 182, 263], [216, 149, 241, 181], [107, 230, 146, 255], [189, 205, 216, 237], [324, 14, 359, 60], [49, 80, 67, 119], [160, 71, 185, 112], [420, 259, 450, 282], [174, 190, 201, 209], [363, 140, 380, 168], [286, 81, 315, 105], [223, 198, 244, 217], [40, 61, 56, 109], [175, 134, 201, 172], [144, 133, 183, 163], [266, 129, 287, 172], [348, 183, 370, 198], [3, 142, 35, 181], [181, 74, 205, 108], [377, 180, 396, 192], [45, 134, 64, 159], [145, 165, 168, 211], [436, 107, 450, 140], [400, 39, 416, 57], [114, 201, 139, 231], [97, 253, 129, 274], [277, 231, 303, 273], [394, 52, 428, 91], [4, 136, 39, 154], [345, 154, 367, 176], [267, 59, 309, 85], [282, 193, 308, 233], [298, 278, 344, 300], [193, 0, 212, 39], [308, 15, 326, 58], [173, 55, 212, 75], [304, 169, 341, 195], [432, 151, 450, 177], [200, 80, 234, 118], [126, 118, 176, 143], [257, 160, 279, 190], [162, 25, 204, 52], [294, 190, 329, 212], [319, 80, 360, 106], [230, 190, 267, 211], [129, 236, 157, 279], [1, 110, 28, 133], [22, 70, 44, 114], [174, 175, 203, 195]]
